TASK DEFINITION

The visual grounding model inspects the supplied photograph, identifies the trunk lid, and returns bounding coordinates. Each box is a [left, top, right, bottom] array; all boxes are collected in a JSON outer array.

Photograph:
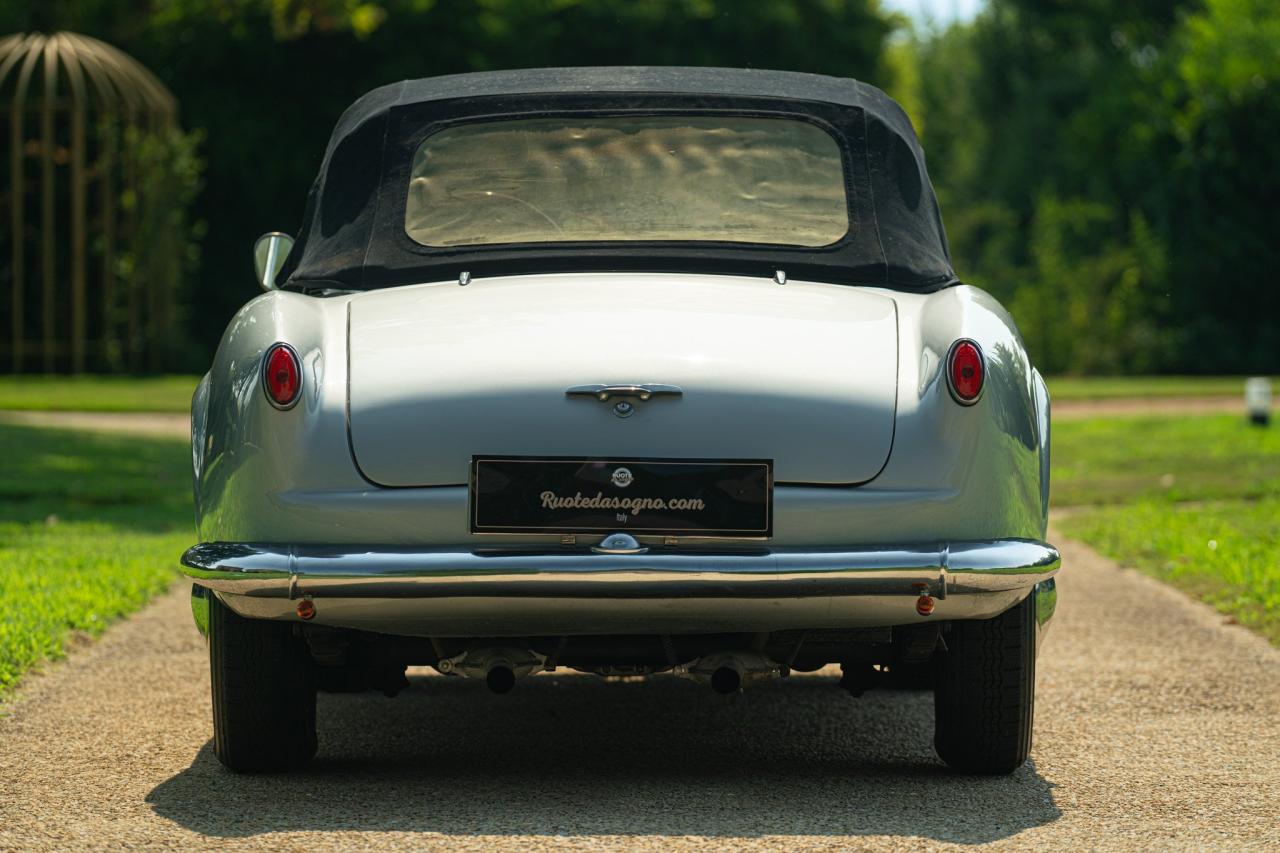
[[347, 273, 897, 487]]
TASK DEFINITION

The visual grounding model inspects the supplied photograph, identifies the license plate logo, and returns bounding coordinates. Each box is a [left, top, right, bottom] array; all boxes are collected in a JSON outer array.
[[471, 456, 772, 537]]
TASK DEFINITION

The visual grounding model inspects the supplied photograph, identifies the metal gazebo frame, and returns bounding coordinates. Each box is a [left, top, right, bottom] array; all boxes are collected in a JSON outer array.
[[1, 31, 180, 373]]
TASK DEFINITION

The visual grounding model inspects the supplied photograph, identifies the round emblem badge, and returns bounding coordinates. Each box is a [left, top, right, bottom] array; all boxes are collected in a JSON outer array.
[[611, 467, 634, 489]]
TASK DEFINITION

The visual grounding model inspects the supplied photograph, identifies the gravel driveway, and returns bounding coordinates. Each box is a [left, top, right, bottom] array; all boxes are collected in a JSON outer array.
[[0, 410, 190, 438], [1, 532, 1277, 851], [1050, 395, 1244, 420]]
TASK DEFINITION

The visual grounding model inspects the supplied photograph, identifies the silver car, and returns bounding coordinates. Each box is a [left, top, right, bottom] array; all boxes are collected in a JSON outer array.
[[183, 67, 1058, 775]]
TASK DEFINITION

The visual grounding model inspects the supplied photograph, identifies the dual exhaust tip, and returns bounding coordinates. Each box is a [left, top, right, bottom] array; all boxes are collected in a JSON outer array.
[[474, 660, 744, 695], [675, 651, 781, 693], [435, 647, 543, 693], [709, 666, 743, 695], [437, 647, 780, 694], [485, 664, 517, 695]]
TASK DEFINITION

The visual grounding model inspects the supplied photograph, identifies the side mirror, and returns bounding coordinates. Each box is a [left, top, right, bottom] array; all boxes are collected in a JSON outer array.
[[253, 232, 295, 291]]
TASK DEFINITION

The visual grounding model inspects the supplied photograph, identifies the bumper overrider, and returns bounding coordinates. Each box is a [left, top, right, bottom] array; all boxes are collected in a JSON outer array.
[[181, 538, 1060, 637]]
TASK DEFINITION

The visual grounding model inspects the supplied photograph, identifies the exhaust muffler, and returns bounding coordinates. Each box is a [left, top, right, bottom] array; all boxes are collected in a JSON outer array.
[[435, 647, 545, 693], [675, 651, 782, 693]]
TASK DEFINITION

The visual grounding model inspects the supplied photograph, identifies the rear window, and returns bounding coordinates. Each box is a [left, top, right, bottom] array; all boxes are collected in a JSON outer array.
[[405, 115, 849, 248]]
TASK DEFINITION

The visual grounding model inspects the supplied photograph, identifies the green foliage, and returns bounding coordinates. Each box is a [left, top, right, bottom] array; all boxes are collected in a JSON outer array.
[[1163, 0, 1280, 367], [0, 375, 200, 412], [1012, 199, 1173, 374], [880, 35, 925, 133], [0, 0, 895, 355], [0, 13, 207, 374], [0, 425, 191, 696], [1178, 0, 1280, 109], [268, 0, 390, 39], [5, 0, 1274, 374], [116, 125, 206, 372], [905, 0, 1280, 375]]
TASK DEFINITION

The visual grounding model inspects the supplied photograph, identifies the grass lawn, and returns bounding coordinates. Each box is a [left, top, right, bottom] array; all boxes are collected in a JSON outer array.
[[0, 375, 201, 413], [1063, 499, 1280, 643], [1053, 414, 1280, 644], [1046, 375, 1259, 400], [1052, 414, 1280, 506], [0, 424, 192, 697]]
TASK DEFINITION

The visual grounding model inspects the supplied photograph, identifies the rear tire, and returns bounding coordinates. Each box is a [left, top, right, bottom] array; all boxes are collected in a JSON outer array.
[[933, 595, 1036, 774], [209, 594, 317, 772]]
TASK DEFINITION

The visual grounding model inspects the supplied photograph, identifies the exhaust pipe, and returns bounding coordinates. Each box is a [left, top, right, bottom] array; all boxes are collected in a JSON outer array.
[[710, 666, 742, 695], [485, 664, 516, 695], [676, 651, 782, 693], [436, 647, 545, 693]]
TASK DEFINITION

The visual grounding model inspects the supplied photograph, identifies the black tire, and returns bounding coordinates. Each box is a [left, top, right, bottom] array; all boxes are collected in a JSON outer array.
[[933, 595, 1036, 774], [315, 664, 369, 693], [209, 594, 317, 772]]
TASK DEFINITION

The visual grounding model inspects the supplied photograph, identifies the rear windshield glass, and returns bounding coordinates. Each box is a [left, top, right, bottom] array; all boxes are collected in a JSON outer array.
[[405, 115, 849, 248]]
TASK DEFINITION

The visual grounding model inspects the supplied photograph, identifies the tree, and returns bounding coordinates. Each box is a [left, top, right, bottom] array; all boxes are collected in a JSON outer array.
[[3, 1, 897, 363], [905, 0, 1280, 373]]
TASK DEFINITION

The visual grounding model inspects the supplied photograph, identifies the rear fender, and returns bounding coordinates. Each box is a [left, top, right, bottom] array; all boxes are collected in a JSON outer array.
[[879, 285, 1047, 540], [194, 291, 361, 541]]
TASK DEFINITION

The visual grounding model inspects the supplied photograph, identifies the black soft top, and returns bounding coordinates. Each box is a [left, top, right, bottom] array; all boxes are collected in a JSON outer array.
[[279, 67, 955, 291]]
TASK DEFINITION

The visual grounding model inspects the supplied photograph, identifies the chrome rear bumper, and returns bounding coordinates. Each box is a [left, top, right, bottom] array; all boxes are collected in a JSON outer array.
[[181, 539, 1060, 637]]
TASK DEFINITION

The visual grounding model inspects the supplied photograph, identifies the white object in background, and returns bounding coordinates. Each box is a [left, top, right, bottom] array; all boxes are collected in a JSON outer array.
[[1245, 377, 1272, 426]]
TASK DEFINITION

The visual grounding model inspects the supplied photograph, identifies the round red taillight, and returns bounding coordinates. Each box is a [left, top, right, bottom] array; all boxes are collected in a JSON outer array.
[[262, 343, 301, 409], [947, 339, 984, 404]]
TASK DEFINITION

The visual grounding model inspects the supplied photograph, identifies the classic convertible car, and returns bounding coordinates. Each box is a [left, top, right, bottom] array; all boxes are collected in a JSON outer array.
[[183, 67, 1058, 775]]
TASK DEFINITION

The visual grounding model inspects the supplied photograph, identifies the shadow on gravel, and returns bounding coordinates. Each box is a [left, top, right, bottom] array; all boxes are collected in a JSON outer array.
[[147, 673, 1059, 843]]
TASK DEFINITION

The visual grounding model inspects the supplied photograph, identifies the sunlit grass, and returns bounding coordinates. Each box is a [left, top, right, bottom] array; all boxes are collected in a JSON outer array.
[[1053, 414, 1280, 644], [0, 375, 200, 413], [1061, 500, 1280, 644], [1051, 414, 1280, 506], [1046, 375, 1259, 400], [0, 424, 192, 697]]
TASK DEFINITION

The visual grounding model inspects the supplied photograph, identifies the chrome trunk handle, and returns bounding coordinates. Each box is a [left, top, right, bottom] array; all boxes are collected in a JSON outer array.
[[565, 383, 683, 402]]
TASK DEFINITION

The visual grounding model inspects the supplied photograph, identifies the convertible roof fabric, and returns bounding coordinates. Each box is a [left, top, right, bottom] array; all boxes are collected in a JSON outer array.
[[279, 67, 955, 291]]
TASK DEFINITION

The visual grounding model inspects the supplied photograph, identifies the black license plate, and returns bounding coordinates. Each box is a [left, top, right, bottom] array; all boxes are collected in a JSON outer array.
[[470, 456, 772, 537]]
